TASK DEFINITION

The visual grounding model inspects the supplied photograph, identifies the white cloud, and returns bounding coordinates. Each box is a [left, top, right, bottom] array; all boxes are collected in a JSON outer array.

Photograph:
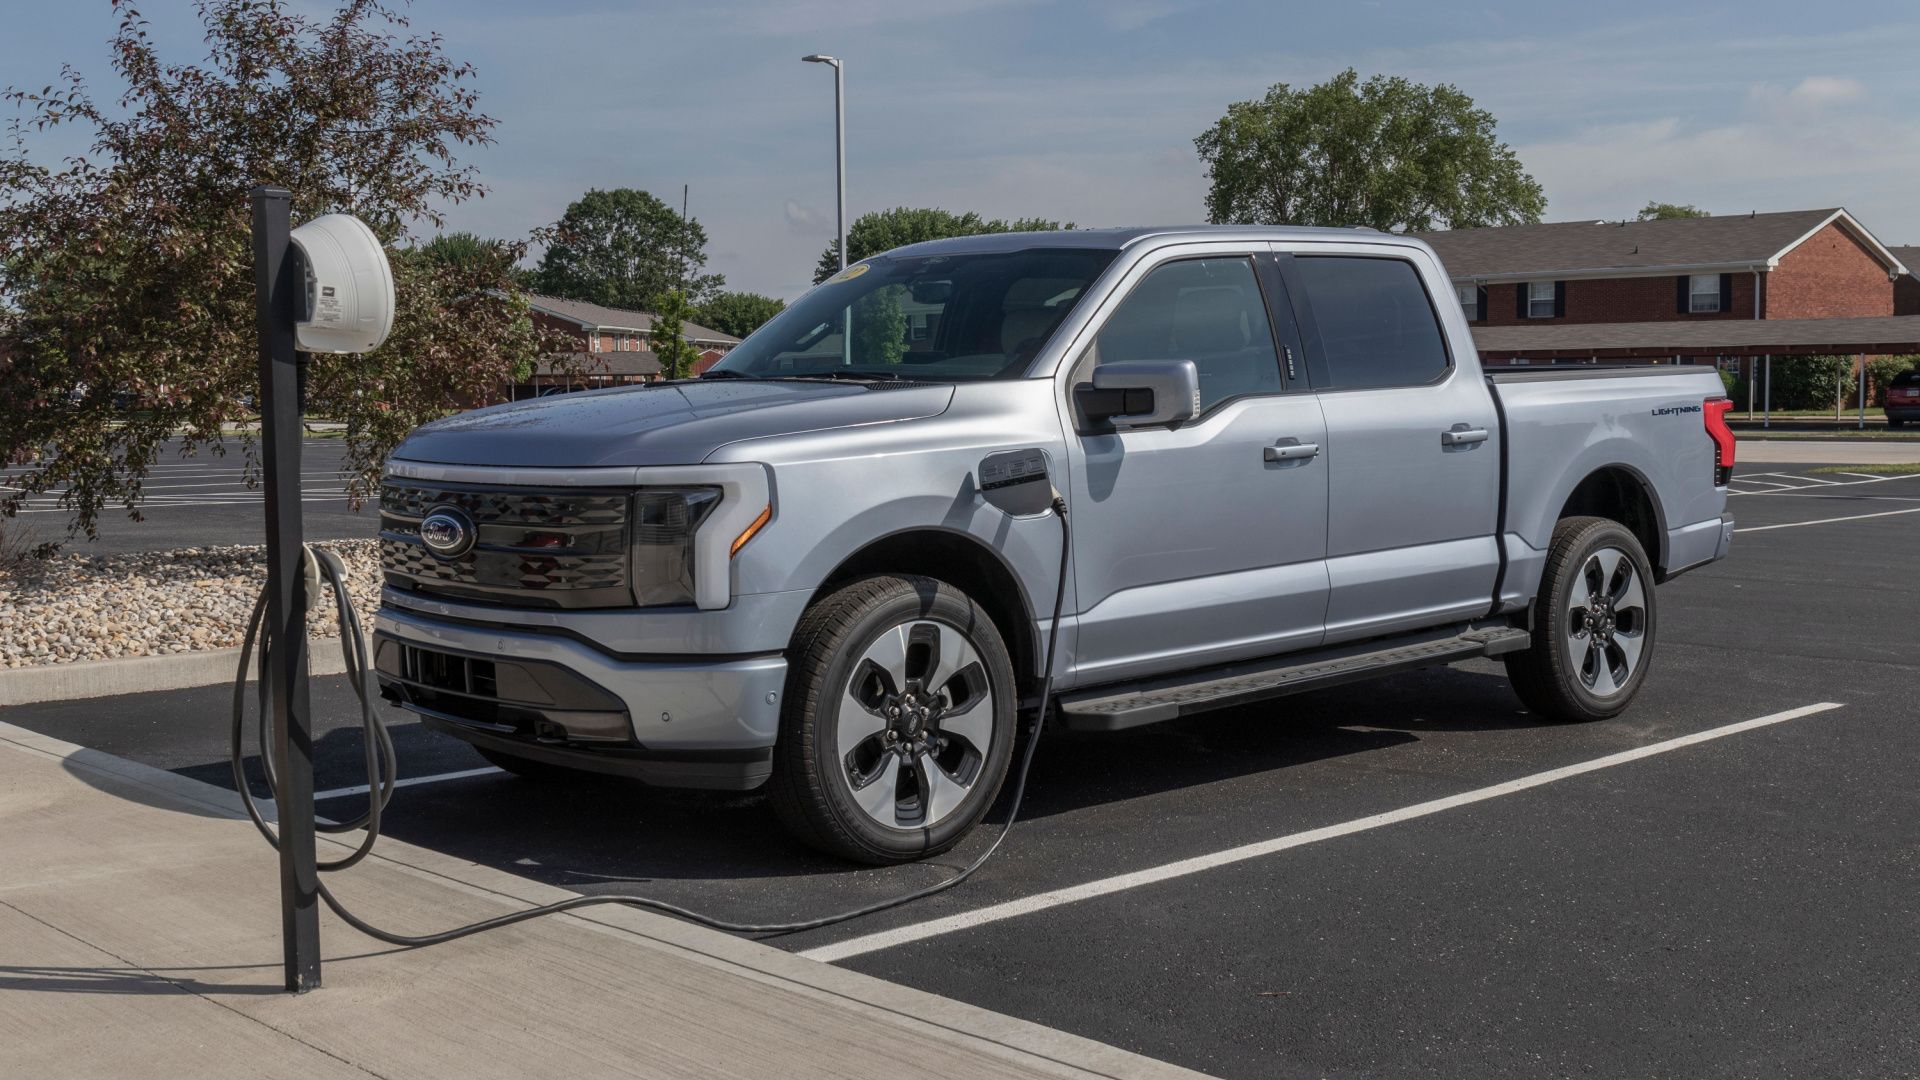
[[783, 199, 820, 230], [1787, 75, 1867, 106]]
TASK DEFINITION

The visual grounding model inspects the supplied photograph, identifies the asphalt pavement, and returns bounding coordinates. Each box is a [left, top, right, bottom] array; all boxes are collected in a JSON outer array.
[[2, 437, 375, 554], [3, 462, 1916, 1078]]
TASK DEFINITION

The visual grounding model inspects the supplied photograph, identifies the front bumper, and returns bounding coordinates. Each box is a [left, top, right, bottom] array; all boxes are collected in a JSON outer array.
[[374, 605, 787, 791]]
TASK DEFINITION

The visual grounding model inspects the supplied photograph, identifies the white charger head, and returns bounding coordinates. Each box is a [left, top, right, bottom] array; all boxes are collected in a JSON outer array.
[[288, 213, 394, 354]]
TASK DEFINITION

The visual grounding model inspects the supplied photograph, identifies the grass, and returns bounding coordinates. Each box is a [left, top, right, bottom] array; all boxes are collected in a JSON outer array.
[[1810, 463, 1920, 476], [1734, 429, 1920, 441]]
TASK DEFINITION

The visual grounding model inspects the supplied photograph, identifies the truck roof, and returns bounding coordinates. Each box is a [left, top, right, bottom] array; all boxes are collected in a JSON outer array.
[[883, 224, 1417, 258]]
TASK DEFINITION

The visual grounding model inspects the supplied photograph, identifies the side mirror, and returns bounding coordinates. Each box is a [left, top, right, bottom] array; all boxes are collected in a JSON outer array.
[[1074, 359, 1200, 431]]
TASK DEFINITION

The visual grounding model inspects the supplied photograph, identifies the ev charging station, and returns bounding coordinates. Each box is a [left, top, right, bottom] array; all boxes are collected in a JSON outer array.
[[238, 188, 1067, 992], [248, 185, 394, 992]]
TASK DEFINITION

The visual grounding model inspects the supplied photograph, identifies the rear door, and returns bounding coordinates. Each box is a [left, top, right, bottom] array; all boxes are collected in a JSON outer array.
[[1278, 246, 1501, 643], [1061, 245, 1329, 685]]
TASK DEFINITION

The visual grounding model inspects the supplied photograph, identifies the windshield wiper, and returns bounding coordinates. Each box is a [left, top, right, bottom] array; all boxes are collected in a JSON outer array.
[[697, 369, 757, 380], [782, 369, 906, 382]]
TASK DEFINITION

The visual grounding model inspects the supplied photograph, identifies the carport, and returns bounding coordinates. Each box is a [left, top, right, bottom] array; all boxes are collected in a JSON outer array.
[[1472, 314, 1920, 427]]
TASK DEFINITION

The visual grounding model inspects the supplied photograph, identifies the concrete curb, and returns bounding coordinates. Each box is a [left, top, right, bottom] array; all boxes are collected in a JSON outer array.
[[0, 637, 347, 707], [0, 719, 1211, 1080]]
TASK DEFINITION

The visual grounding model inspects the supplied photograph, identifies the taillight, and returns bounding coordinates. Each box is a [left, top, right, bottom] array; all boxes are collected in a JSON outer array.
[[1704, 397, 1735, 486]]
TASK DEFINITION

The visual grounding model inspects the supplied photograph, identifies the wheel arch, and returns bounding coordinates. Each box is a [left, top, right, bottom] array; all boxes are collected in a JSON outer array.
[[810, 527, 1042, 700], [1556, 465, 1669, 575]]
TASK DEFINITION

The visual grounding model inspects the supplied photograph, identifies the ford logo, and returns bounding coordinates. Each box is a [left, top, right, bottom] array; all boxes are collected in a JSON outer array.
[[418, 506, 476, 559]]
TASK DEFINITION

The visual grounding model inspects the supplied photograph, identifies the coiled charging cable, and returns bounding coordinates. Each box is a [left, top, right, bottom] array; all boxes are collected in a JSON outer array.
[[231, 499, 1070, 945]]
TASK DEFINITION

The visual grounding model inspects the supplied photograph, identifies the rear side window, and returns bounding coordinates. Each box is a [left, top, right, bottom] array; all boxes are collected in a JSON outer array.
[[1293, 256, 1450, 391], [1095, 257, 1282, 412]]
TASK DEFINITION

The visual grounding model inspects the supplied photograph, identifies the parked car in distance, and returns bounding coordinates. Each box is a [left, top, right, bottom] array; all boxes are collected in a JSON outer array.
[[1884, 368, 1920, 428], [373, 226, 1736, 864]]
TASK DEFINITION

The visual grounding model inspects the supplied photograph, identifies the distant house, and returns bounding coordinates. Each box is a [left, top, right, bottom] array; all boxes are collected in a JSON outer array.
[[516, 294, 740, 398], [1892, 247, 1920, 316], [1413, 208, 1908, 331]]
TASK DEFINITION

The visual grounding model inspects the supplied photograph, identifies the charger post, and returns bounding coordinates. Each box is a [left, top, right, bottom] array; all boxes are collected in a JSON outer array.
[[250, 184, 323, 992]]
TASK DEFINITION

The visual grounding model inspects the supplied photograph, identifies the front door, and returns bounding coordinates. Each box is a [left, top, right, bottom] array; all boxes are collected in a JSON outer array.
[[1062, 250, 1330, 686]]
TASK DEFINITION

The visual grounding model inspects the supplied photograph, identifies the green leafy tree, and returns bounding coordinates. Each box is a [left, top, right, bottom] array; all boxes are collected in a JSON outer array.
[[418, 231, 513, 273], [647, 290, 704, 380], [814, 208, 1073, 284], [1868, 355, 1919, 404], [535, 188, 723, 308], [696, 291, 785, 339], [1194, 68, 1545, 231], [851, 286, 910, 365], [1759, 355, 1854, 410], [0, 0, 569, 546], [1637, 202, 1710, 221]]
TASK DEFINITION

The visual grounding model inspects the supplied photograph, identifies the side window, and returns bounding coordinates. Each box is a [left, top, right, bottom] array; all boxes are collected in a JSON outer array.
[[1094, 257, 1282, 412], [1293, 256, 1450, 391]]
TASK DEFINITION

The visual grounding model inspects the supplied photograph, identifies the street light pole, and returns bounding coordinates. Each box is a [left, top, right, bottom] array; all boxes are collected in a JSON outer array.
[[803, 54, 848, 365], [802, 54, 846, 273]]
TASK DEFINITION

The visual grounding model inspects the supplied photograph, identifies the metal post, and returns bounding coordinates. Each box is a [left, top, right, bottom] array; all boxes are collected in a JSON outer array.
[[832, 62, 846, 275], [1858, 352, 1867, 430], [251, 186, 322, 994], [1763, 355, 1772, 429], [1747, 357, 1755, 420], [833, 60, 849, 366]]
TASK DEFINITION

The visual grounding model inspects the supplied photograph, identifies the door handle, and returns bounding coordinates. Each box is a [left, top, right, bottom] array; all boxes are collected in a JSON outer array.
[[1441, 427, 1490, 446], [1264, 441, 1321, 462]]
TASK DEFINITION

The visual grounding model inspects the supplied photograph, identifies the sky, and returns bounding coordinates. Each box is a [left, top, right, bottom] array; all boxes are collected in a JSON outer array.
[[5, 1, 1920, 301]]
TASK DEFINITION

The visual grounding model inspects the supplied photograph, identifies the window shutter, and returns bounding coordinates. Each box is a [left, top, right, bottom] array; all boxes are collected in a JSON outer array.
[[1553, 281, 1566, 318], [1719, 273, 1733, 314], [1516, 283, 1528, 319], [1676, 276, 1690, 314], [1475, 285, 1488, 323]]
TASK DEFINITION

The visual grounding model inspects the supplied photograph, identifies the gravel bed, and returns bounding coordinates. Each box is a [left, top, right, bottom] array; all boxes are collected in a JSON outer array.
[[0, 540, 380, 668]]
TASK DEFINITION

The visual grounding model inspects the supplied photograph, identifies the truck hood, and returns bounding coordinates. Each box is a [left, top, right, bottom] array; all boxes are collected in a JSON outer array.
[[391, 379, 956, 468]]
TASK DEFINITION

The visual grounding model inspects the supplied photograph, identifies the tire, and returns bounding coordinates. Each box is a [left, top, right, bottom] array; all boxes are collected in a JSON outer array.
[[1504, 516, 1658, 723], [474, 745, 574, 782], [768, 574, 1018, 865], [1889, 419, 1905, 430]]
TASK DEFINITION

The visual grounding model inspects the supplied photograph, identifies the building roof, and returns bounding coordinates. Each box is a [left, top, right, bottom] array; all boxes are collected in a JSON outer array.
[[525, 294, 739, 345], [1471, 314, 1920, 359], [538, 350, 663, 377], [1891, 246, 1920, 275], [1414, 209, 1907, 283]]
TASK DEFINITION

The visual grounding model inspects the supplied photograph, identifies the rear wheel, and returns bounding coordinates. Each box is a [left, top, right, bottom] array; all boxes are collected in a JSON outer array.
[[769, 575, 1017, 864], [1505, 516, 1657, 723]]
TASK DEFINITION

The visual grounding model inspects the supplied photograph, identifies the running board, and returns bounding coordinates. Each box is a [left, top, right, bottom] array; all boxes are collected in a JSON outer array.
[[1057, 626, 1531, 732]]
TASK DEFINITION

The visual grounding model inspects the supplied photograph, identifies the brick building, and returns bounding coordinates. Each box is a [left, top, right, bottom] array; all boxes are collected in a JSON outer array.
[[1414, 208, 1907, 334], [514, 294, 740, 398], [1892, 246, 1920, 316]]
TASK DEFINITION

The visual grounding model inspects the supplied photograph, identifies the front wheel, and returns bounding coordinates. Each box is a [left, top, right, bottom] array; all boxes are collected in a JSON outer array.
[[768, 575, 1018, 864], [1505, 516, 1657, 723]]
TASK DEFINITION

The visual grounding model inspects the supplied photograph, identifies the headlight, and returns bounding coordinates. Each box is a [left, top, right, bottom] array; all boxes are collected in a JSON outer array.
[[631, 487, 721, 607]]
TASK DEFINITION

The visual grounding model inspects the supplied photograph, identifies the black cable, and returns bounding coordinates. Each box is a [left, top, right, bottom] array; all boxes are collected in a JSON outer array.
[[232, 499, 1072, 946]]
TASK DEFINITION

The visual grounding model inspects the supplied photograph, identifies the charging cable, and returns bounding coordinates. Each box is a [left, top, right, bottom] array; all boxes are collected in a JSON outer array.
[[231, 498, 1071, 945]]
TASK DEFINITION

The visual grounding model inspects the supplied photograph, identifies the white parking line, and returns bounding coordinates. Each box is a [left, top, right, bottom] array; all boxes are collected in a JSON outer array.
[[1729, 472, 1920, 497], [312, 765, 502, 802], [1735, 507, 1920, 533], [799, 702, 1844, 963]]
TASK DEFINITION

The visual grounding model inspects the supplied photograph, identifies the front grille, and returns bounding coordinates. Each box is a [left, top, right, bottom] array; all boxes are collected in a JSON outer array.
[[379, 479, 632, 608]]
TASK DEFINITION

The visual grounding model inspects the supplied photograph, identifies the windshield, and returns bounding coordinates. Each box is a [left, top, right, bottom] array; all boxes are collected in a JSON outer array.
[[709, 248, 1116, 381]]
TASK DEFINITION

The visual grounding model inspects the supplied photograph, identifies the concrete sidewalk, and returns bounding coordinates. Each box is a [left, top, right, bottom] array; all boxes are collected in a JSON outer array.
[[0, 722, 1209, 1080], [1735, 437, 1920, 464]]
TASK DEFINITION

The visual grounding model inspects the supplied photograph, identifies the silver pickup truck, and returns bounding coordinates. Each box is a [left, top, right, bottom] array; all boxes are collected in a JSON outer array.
[[373, 226, 1737, 863]]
